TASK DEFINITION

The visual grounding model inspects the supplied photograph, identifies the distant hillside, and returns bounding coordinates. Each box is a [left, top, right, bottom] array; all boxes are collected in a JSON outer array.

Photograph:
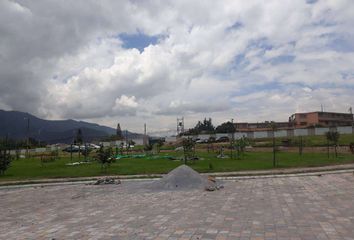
[[0, 110, 140, 144]]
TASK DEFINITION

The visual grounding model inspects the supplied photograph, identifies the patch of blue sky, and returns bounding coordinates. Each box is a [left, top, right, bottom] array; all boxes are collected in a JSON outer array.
[[288, 41, 296, 47], [341, 72, 354, 80], [119, 32, 161, 52], [284, 81, 354, 92], [317, 32, 354, 52], [231, 82, 319, 100], [57, 73, 78, 84], [306, 0, 318, 4], [206, 53, 249, 80], [231, 81, 284, 97], [312, 19, 337, 28], [230, 53, 248, 70], [268, 55, 295, 65], [225, 21, 243, 32], [249, 37, 273, 51], [328, 37, 354, 52], [317, 82, 354, 90], [227, 38, 274, 72]]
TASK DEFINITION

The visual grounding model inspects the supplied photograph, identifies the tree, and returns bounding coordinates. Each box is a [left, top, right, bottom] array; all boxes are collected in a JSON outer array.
[[0, 137, 12, 175], [216, 121, 235, 133], [349, 142, 354, 154], [153, 139, 164, 154], [182, 138, 196, 164], [0, 149, 11, 175], [184, 117, 215, 135], [299, 136, 303, 156], [144, 143, 153, 154], [96, 146, 114, 173], [75, 128, 83, 145], [325, 131, 340, 157], [233, 137, 248, 159], [269, 122, 277, 167], [198, 118, 215, 133], [231, 137, 249, 159], [116, 123, 123, 139], [82, 145, 91, 162]]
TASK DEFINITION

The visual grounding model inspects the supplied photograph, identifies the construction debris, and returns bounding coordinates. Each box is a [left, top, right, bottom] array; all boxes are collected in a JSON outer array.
[[93, 177, 121, 185], [65, 161, 91, 166], [146, 165, 223, 191]]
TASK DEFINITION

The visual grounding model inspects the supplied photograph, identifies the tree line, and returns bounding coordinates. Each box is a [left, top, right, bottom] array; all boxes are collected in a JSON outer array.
[[183, 118, 235, 135]]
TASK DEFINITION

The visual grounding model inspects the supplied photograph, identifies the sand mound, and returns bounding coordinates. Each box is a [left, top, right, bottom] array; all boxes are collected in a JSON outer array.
[[146, 165, 219, 191]]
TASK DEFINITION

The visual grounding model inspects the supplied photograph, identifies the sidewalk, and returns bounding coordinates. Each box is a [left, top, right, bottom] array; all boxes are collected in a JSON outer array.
[[1, 163, 354, 187]]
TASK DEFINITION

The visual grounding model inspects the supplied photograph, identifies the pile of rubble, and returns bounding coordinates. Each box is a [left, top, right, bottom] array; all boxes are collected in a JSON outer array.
[[146, 165, 223, 191], [93, 177, 121, 185]]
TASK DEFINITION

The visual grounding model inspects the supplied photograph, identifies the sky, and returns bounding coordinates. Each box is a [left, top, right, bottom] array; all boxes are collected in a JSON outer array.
[[1, 0, 354, 134]]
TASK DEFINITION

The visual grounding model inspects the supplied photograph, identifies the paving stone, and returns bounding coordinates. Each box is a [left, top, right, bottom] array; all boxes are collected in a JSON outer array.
[[1, 172, 354, 239]]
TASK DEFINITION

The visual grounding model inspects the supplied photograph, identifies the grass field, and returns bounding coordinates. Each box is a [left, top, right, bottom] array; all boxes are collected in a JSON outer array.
[[1, 150, 353, 181]]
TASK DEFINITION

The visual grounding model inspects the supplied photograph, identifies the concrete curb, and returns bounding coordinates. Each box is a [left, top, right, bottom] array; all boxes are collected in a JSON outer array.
[[204, 163, 354, 177], [1, 163, 354, 188], [0, 174, 162, 187]]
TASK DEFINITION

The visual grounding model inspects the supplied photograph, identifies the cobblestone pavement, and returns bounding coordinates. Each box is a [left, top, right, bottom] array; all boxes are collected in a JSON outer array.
[[1, 173, 354, 240]]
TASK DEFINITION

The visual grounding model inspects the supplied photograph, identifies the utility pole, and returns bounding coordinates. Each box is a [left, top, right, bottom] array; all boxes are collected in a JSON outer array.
[[231, 118, 235, 141], [125, 130, 128, 144], [299, 136, 303, 156], [125, 130, 128, 155], [230, 118, 234, 159], [70, 143, 73, 162], [273, 135, 276, 167], [144, 123, 147, 146]]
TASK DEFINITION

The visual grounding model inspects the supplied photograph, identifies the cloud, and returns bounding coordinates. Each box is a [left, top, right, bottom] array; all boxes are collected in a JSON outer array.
[[112, 95, 139, 116], [0, 0, 353, 132], [156, 100, 231, 116]]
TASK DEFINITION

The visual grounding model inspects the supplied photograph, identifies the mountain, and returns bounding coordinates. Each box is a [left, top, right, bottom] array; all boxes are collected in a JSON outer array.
[[0, 110, 139, 144]]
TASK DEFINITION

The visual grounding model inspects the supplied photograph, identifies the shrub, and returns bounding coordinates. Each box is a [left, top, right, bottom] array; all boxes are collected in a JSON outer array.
[[96, 146, 114, 173], [0, 149, 11, 175]]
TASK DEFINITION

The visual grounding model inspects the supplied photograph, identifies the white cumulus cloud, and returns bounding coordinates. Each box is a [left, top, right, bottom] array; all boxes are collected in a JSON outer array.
[[0, 0, 353, 132]]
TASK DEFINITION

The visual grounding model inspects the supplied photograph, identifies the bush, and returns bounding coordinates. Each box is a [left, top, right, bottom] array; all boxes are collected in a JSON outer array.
[[95, 146, 114, 173], [349, 142, 354, 154], [182, 138, 196, 164], [325, 131, 340, 157], [0, 149, 11, 175]]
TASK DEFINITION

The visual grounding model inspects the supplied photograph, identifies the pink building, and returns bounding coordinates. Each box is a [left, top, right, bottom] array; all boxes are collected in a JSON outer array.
[[289, 111, 353, 128]]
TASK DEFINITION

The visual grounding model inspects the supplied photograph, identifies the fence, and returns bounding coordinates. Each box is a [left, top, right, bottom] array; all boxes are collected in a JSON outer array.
[[187, 126, 354, 141]]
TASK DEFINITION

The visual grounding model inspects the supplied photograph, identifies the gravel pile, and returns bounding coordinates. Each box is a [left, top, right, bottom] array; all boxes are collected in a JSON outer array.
[[146, 165, 221, 191]]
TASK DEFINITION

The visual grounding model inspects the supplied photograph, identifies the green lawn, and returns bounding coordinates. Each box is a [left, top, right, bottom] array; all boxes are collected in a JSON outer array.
[[1, 150, 353, 181]]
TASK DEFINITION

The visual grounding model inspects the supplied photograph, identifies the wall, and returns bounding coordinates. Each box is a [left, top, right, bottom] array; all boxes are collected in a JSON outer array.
[[294, 128, 308, 136], [274, 130, 287, 137], [315, 127, 329, 135], [337, 126, 354, 134], [254, 131, 268, 138], [182, 126, 354, 141]]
